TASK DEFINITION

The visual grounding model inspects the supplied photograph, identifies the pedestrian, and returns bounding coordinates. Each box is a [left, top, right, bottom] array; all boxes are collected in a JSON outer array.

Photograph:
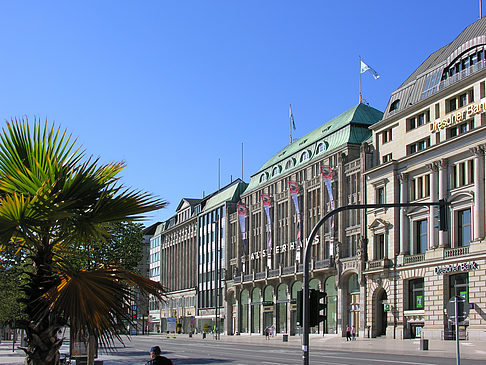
[[264, 327, 270, 339], [271, 325, 275, 337], [145, 346, 173, 365], [346, 325, 351, 341], [351, 326, 356, 341]]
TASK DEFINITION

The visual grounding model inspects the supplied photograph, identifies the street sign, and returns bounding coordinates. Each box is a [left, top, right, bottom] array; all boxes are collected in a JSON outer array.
[[446, 296, 470, 322]]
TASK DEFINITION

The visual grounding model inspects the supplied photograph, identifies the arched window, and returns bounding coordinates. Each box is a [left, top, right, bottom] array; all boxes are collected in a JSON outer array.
[[389, 99, 400, 112], [260, 173, 267, 183], [285, 159, 295, 169], [240, 289, 249, 333], [272, 166, 279, 177], [300, 151, 308, 162], [317, 143, 324, 154]]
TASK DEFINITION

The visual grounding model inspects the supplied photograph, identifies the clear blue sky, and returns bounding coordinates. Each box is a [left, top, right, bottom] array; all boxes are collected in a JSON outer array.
[[0, 1, 482, 225]]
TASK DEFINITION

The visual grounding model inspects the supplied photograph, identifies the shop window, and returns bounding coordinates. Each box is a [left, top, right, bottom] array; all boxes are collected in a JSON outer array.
[[449, 273, 468, 301], [408, 278, 424, 310], [457, 208, 471, 247]]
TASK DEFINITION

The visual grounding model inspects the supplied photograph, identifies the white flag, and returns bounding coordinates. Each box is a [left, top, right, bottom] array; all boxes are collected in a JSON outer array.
[[360, 60, 380, 79], [289, 104, 296, 130]]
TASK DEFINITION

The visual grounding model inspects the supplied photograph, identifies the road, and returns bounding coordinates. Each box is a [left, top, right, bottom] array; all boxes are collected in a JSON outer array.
[[93, 336, 485, 365]]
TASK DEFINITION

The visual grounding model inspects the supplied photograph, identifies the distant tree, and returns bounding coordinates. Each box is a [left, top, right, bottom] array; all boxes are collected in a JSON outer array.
[[65, 221, 145, 272], [0, 120, 167, 365], [0, 253, 26, 325]]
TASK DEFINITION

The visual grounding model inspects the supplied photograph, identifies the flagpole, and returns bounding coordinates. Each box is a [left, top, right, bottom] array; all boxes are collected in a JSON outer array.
[[359, 56, 362, 104], [289, 104, 293, 144]]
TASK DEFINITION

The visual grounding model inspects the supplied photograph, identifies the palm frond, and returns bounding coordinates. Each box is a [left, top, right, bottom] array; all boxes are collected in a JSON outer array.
[[42, 266, 166, 347]]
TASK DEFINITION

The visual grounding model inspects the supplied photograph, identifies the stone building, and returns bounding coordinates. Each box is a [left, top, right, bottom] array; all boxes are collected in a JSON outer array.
[[226, 104, 383, 337], [148, 198, 200, 333], [365, 18, 486, 341]]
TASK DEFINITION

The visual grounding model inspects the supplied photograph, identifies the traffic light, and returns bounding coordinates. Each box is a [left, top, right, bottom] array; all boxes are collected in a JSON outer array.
[[309, 289, 326, 327], [439, 199, 448, 231], [296, 290, 303, 327]]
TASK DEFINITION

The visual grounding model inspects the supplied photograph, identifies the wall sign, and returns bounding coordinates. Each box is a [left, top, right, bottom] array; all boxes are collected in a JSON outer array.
[[430, 101, 486, 133], [434, 261, 479, 275]]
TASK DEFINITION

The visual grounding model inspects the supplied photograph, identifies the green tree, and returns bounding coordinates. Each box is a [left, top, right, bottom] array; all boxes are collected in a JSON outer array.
[[66, 221, 146, 272], [0, 253, 27, 326], [0, 120, 167, 364]]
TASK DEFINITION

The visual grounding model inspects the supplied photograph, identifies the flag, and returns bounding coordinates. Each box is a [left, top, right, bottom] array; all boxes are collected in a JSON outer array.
[[289, 104, 296, 130], [288, 181, 302, 262], [360, 60, 380, 79]]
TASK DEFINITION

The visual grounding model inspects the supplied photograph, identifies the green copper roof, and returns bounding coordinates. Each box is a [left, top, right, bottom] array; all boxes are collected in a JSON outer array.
[[245, 103, 383, 193], [202, 181, 248, 212]]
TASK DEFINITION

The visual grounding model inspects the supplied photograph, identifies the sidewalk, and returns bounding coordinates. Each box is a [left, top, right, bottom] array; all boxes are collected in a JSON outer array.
[[0, 341, 24, 365]]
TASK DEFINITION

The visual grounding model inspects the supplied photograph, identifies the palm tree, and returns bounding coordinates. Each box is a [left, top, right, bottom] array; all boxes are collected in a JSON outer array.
[[0, 120, 167, 365]]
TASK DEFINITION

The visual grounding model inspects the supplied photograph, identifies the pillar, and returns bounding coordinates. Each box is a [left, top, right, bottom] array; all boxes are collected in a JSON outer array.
[[470, 145, 485, 241], [438, 159, 449, 247], [427, 162, 439, 248], [398, 173, 409, 254]]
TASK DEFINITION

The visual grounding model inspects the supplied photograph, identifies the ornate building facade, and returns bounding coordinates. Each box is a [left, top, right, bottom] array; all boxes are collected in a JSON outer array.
[[365, 18, 486, 341], [225, 104, 383, 337]]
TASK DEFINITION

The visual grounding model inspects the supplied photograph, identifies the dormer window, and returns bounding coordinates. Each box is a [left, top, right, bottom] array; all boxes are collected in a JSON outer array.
[[272, 166, 280, 177], [300, 151, 308, 162], [389, 99, 400, 112], [285, 159, 295, 169], [260, 173, 267, 183]]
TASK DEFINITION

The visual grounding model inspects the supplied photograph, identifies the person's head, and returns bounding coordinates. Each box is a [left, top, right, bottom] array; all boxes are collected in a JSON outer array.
[[150, 346, 161, 358]]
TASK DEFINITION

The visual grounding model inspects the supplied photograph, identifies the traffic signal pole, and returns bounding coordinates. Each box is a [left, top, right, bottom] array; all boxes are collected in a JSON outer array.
[[302, 200, 448, 365]]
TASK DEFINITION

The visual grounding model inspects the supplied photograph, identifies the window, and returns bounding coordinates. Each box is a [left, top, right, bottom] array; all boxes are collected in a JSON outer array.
[[447, 120, 474, 139], [285, 159, 294, 170], [381, 128, 392, 144], [376, 187, 385, 204], [415, 219, 428, 254], [452, 160, 474, 188], [410, 174, 430, 200], [300, 151, 308, 162], [407, 111, 430, 131], [408, 278, 424, 310], [374, 233, 385, 260], [450, 273, 468, 301], [457, 208, 471, 247], [272, 166, 279, 177], [389, 99, 400, 112], [317, 143, 325, 154], [260, 173, 267, 183], [382, 153, 392, 163], [407, 137, 430, 155], [446, 89, 474, 113]]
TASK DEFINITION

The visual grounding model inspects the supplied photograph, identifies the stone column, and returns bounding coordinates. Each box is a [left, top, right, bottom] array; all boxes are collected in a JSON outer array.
[[438, 159, 449, 247], [398, 173, 409, 254], [427, 162, 439, 249], [470, 145, 485, 241]]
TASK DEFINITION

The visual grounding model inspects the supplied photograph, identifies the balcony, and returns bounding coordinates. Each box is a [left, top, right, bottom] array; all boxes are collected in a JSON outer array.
[[404, 253, 425, 265], [367, 258, 392, 270], [444, 246, 469, 258]]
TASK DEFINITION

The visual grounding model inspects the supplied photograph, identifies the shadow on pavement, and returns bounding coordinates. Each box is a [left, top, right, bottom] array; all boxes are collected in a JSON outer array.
[[173, 359, 232, 364]]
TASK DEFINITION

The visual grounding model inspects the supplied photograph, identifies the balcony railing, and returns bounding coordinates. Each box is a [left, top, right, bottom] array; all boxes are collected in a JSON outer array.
[[444, 246, 469, 258], [404, 253, 425, 264]]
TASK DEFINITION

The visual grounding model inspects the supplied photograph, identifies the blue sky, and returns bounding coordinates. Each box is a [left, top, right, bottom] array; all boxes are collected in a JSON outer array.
[[0, 1, 482, 225]]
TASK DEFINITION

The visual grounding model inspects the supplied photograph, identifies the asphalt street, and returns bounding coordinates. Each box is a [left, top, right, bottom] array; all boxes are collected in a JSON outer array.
[[93, 336, 486, 365]]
